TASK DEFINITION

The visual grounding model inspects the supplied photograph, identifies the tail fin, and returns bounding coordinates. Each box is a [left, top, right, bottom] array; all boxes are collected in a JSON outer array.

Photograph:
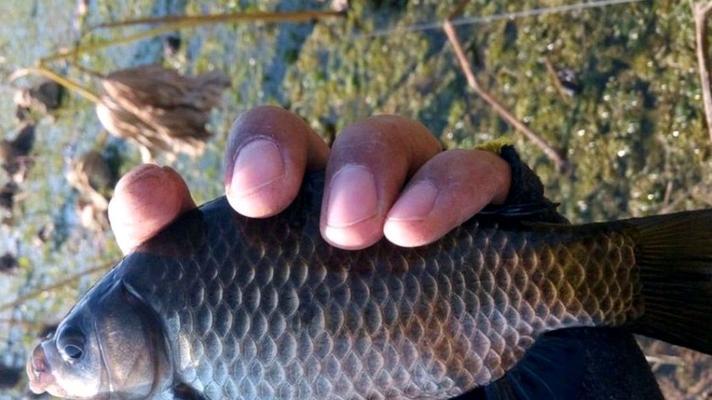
[[625, 209, 712, 354]]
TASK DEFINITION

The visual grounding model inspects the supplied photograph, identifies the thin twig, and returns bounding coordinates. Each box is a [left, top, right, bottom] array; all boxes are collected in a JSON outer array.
[[693, 1, 712, 142], [442, 20, 569, 171], [9, 67, 100, 104], [543, 57, 571, 103], [0, 260, 116, 312], [659, 191, 689, 214]]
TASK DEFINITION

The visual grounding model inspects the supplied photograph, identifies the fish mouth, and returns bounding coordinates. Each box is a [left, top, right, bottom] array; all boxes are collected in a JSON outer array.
[[26, 343, 55, 394]]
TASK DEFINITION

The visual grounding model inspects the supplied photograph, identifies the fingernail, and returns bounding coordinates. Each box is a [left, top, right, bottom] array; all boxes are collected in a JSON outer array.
[[230, 139, 284, 197], [326, 165, 378, 228], [387, 181, 438, 221]]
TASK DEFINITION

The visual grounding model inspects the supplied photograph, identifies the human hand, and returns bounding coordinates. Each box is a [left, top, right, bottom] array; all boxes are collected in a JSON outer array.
[[108, 106, 511, 253]]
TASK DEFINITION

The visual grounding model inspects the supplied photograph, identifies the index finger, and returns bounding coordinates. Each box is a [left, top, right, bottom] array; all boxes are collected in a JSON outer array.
[[224, 106, 329, 217]]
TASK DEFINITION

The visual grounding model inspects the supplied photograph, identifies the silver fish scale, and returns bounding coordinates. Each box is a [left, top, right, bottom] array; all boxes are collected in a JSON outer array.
[[118, 176, 640, 400]]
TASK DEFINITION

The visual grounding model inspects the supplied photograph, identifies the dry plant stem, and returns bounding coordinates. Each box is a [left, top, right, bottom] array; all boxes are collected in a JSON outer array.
[[0, 261, 115, 312], [694, 1, 712, 142], [9, 67, 100, 104], [41, 10, 343, 64], [443, 20, 569, 171], [543, 57, 570, 102], [42, 24, 190, 64], [91, 10, 344, 29]]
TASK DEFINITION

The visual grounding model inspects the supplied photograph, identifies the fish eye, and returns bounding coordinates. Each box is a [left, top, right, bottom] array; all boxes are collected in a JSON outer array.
[[57, 327, 85, 363], [63, 344, 83, 360]]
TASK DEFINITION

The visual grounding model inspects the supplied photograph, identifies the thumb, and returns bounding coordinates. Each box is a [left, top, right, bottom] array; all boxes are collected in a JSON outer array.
[[108, 164, 195, 254]]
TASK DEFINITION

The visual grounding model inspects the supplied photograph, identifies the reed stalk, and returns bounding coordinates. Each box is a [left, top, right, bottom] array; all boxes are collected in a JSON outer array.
[[41, 10, 343, 64]]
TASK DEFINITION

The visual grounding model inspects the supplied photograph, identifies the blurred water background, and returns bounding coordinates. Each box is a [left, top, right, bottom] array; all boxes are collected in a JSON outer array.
[[0, 0, 710, 398]]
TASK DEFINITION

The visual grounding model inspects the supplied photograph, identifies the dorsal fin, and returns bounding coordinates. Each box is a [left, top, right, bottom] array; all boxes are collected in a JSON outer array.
[[478, 200, 561, 220]]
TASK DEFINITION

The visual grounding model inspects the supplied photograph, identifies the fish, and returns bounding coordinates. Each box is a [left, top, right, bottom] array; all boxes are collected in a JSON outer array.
[[26, 171, 712, 399]]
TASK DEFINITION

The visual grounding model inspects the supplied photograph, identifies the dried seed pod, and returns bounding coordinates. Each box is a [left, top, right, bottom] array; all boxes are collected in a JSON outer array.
[[96, 65, 230, 160]]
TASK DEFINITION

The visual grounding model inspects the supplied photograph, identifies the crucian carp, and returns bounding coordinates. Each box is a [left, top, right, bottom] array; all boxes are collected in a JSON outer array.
[[27, 172, 712, 399]]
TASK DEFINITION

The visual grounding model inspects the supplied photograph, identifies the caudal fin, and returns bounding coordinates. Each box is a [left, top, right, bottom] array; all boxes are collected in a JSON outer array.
[[625, 209, 712, 354]]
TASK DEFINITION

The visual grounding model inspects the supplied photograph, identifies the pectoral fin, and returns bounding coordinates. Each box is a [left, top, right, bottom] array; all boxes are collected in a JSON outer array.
[[450, 334, 584, 400], [171, 383, 207, 400]]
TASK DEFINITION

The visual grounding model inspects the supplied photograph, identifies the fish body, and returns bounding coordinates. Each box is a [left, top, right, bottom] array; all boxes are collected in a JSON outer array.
[[27, 172, 712, 399]]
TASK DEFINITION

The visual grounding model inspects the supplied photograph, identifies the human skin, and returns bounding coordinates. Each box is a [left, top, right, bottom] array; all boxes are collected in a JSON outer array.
[[107, 105, 511, 254]]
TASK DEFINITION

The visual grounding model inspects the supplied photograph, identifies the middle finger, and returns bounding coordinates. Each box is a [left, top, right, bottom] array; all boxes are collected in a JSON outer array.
[[320, 115, 441, 249]]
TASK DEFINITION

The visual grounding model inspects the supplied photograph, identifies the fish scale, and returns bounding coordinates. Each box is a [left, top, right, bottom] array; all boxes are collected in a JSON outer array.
[[105, 173, 643, 400]]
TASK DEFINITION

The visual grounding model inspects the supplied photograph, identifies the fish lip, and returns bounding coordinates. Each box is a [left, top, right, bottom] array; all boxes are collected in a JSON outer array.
[[26, 343, 55, 394]]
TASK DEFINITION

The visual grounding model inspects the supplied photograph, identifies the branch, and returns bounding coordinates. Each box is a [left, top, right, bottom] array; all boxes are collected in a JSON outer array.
[[693, 1, 712, 142], [442, 20, 569, 172]]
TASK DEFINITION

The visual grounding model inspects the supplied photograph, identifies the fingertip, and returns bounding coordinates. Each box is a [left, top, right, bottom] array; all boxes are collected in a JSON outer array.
[[321, 219, 383, 250], [109, 164, 194, 254], [383, 149, 511, 248], [383, 202, 477, 248], [160, 166, 197, 212], [383, 219, 436, 248], [383, 180, 442, 247], [472, 149, 511, 204], [320, 164, 385, 249]]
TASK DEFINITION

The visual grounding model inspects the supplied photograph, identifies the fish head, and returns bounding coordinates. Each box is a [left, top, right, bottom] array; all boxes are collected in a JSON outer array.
[[27, 277, 172, 399]]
